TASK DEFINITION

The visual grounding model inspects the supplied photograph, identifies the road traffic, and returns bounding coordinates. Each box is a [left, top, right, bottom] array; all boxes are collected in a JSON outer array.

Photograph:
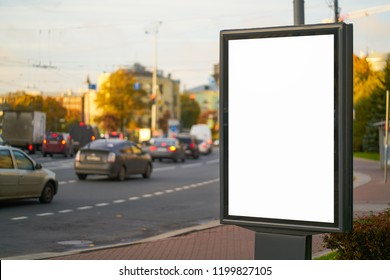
[[0, 148, 220, 259]]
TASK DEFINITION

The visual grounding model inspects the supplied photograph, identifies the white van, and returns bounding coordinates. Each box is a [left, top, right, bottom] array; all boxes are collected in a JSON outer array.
[[190, 124, 213, 154]]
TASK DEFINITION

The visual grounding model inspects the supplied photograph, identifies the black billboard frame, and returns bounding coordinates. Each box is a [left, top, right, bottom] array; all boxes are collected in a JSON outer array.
[[219, 23, 353, 236]]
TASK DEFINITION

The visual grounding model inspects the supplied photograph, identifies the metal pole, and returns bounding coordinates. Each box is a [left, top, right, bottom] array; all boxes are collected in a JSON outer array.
[[385, 90, 389, 182], [293, 0, 305, 25], [334, 0, 339, 22], [148, 21, 162, 136]]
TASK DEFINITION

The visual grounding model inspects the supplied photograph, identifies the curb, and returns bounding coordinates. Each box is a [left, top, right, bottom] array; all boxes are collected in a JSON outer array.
[[3, 220, 222, 260]]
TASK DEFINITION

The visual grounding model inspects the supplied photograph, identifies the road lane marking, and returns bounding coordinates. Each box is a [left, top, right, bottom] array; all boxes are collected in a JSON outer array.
[[154, 166, 177, 172], [182, 163, 202, 168], [59, 181, 67, 185], [58, 209, 73, 213], [11, 216, 28, 221], [206, 159, 219, 165], [68, 180, 77, 184], [95, 203, 110, 207], [9, 177, 219, 221], [37, 213, 54, 217], [77, 206, 93, 210], [154, 192, 164, 196]]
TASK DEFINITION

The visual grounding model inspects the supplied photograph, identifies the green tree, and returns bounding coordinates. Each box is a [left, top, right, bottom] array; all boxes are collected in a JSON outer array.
[[95, 69, 148, 132], [180, 94, 200, 129]]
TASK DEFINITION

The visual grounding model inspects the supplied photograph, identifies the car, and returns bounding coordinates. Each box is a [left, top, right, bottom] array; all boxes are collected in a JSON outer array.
[[190, 124, 213, 154], [198, 139, 213, 155], [148, 137, 186, 163], [74, 139, 153, 181], [69, 122, 100, 152], [177, 134, 200, 159], [0, 145, 58, 203], [43, 132, 74, 158]]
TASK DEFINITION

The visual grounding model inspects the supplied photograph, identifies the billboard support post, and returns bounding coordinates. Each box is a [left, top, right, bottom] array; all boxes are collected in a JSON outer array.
[[255, 232, 312, 260]]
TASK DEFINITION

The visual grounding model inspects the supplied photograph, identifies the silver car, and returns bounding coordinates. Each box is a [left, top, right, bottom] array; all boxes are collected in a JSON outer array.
[[74, 139, 153, 181], [0, 146, 58, 203]]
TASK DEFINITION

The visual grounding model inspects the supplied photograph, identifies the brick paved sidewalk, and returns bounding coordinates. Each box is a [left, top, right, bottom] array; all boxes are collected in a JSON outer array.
[[47, 223, 326, 260]]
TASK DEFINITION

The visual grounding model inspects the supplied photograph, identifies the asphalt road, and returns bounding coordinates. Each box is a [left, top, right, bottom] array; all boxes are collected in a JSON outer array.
[[0, 148, 220, 259]]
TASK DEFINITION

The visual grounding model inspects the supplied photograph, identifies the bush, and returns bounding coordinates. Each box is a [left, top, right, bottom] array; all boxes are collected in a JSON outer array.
[[323, 209, 390, 260]]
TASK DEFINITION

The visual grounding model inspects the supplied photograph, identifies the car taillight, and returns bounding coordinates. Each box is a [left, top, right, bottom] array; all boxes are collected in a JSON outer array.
[[28, 144, 33, 151], [75, 151, 81, 162], [107, 152, 116, 163], [91, 136, 96, 141], [189, 143, 195, 149], [168, 146, 176, 152], [149, 146, 157, 151], [208, 139, 213, 145], [43, 139, 47, 145], [61, 140, 66, 145], [202, 143, 207, 148]]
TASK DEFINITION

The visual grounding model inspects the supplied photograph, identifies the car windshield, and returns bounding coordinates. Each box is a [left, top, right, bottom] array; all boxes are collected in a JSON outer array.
[[154, 139, 176, 147], [87, 140, 118, 149], [47, 133, 64, 141]]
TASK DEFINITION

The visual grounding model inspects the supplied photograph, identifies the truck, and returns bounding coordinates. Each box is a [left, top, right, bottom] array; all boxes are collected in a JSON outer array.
[[190, 124, 213, 154], [69, 122, 100, 152], [1, 110, 46, 154]]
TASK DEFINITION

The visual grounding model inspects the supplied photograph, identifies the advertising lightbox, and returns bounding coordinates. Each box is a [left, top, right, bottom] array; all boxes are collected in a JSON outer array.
[[220, 23, 353, 234]]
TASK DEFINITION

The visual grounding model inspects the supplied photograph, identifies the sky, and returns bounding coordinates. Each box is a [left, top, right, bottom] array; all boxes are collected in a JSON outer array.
[[0, 0, 389, 94]]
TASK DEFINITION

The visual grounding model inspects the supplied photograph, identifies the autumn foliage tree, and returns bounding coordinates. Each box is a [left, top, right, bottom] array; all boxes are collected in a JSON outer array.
[[180, 94, 200, 129], [354, 54, 390, 152], [95, 69, 149, 132]]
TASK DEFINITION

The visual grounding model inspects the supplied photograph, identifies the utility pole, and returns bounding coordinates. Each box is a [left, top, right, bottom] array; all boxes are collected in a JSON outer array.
[[334, 0, 340, 22], [293, 0, 305, 25], [146, 21, 162, 136]]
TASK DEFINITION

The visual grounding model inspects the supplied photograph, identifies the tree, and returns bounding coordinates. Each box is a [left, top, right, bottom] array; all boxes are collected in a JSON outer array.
[[95, 69, 149, 132], [180, 94, 200, 129], [354, 54, 390, 152], [42, 97, 67, 132], [353, 55, 383, 103], [7, 92, 44, 111]]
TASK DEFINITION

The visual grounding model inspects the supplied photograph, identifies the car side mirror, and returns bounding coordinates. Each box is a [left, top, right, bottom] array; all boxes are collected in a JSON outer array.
[[35, 163, 42, 170]]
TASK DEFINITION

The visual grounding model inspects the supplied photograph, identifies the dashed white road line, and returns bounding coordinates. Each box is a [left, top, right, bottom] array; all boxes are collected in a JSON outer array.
[[58, 209, 73, 213], [11, 216, 28, 221], [77, 206, 93, 210], [9, 178, 220, 221], [95, 203, 110, 207], [36, 213, 54, 217]]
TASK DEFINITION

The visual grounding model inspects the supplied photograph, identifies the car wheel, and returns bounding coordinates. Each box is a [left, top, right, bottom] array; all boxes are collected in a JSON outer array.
[[142, 163, 152, 179], [117, 166, 126, 181], [39, 182, 54, 204], [43, 153, 47, 158], [77, 174, 87, 180]]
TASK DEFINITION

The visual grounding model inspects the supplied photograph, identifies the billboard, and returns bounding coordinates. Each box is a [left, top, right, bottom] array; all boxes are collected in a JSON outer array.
[[220, 23, 353, 234]]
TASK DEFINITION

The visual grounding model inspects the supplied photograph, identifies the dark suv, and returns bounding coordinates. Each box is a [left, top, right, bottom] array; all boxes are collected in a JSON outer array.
[[177, 134, 200, 159]]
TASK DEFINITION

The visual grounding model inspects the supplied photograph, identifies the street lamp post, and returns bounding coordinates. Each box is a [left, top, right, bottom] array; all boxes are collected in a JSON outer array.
[[146, 21, 162, 136]]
